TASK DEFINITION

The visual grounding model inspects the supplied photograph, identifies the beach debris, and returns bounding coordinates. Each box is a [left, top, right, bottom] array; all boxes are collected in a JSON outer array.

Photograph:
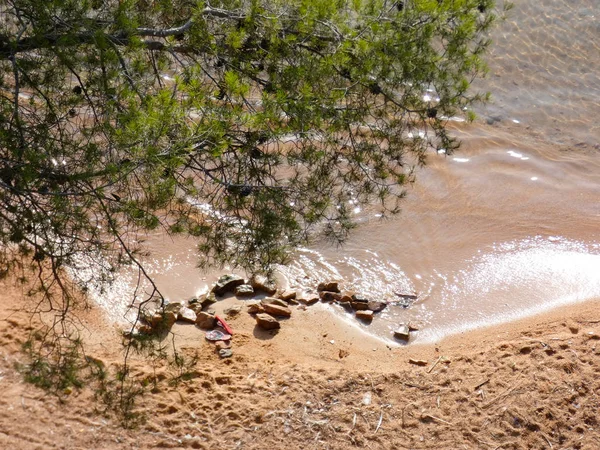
[[218, 349, 233, 359], [224, 305, 242, 317], [249, 274, 277, 295], [177, 306, 197, 324], [394, 324, 411, 341], [205, 329, 231, 341], [215, 315, 234, 335], [394, 292, 418, 300], [195, 311, 216, 330], [356, 310, 374, 322], [362, 391, 372, 405], [234, 284, 254, 297], [212, 274, 245, 296], [317, 281, 340, 293], [255, 313, 281, 330], [409, 358, 428, 366], [262, 303, 292, 317]]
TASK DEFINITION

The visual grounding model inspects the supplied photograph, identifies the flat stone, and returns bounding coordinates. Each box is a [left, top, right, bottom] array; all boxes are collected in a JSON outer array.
[[262, 297, 289, 308], [320, 291, 342, 302], [318, 281, 340, 293], [196, 311, 216, 330], [408, 358, 428, 366], [367, 301, 387, 313], [235, 284, 255, 297], [356, 310, 373, 322], [246, 301, 264, 314], [338, 292, 353, 303], [249, 274, 277, 295], [278, 289, 297, 301], [351, 301, 369, 311], [262, 303, 292, 317], [178, 306, 197, 324], [394, 324, 410, 341], [297, 292, 319, 306], [256, 313, 280, 330], [351, 294, 369, 303], [212, 274, 245, 296]]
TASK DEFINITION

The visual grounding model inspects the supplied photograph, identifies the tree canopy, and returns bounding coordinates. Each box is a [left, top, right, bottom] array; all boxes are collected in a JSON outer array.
[[0, 0, 499, 315]]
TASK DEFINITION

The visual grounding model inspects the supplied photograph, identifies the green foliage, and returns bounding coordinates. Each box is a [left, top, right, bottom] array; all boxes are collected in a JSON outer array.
[[0, 0, 502, 328]]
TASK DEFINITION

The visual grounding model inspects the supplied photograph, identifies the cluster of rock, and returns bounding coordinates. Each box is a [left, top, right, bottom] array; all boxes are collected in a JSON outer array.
[[130, 273, 418, 347]]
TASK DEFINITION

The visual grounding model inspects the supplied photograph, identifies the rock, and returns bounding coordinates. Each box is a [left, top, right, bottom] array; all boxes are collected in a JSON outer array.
[[224, 305, 243, 317], [196, 311, 216, 329], [356, 310, 373, 322], [408, 322, 422, 332], [297, 292, 319, 306], [215, 340, 231, 350], [351, 294, 369, 303], [318, 281, 340, 293], [200, 292, 217, 308], [164, 301, 184, 315], [394, 324, 410, 341], [278, 289, 297, 301], [320, 291, 342, 302], [262, 297, 289, 308], [262, 303, 292, 317], [367, 301, 387, 313], [162, 311, 178, 329], [338, 292, 353, 303], [351, 301, 369, 311], [218, 349, 233, 358], [249, 274, 277, 295], [246, 301, 264, 314], [256, 313, 280, 330], [408, 358, 428, 366], [235, 284, 255, 297], [177, 306, 197, 324], [188, 297, 200, 306], [212, 274, 245, 296]]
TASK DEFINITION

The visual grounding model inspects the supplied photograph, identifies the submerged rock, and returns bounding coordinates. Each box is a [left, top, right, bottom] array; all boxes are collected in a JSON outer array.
[[367, 301, 387, 313], [351, 301, 369, 311], [320, 291, 342, 302], [255, 313, 280, 330], [212, 274, 245, 296]]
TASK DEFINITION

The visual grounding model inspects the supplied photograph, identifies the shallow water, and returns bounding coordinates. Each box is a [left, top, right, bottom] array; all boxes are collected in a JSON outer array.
[[93, 0, 600, 343]]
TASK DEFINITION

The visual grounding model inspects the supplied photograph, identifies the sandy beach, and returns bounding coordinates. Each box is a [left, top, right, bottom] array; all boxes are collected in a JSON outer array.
[[1, 278, 599, 450]]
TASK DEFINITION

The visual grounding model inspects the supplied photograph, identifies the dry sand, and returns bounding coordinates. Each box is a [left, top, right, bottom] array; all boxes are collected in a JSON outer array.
[[1, 279, 599, 449]]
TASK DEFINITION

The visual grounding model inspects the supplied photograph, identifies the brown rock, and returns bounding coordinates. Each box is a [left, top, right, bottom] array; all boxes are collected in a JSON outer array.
[[356, 310, 373, 322], [247, 302, 264, 314], [249, 274, 277, 295], [339, 292, 353, 303], [297, 292, 319, 306], [262, 303, 292, 317], [215, 340, 231, 350], [200, 292, 217, 309], [408, 358, 428, 366], [262, 297, 289, 308], [278, 289, 297, 301], [255, 313, 280, 330], [164, 301, 184, 315], [318, 281, 340, 293], [351, 301, 369, 311], [196, 311, 216, 330], [320, 291, 342, 302], [162, 311, 178, 330], [177, 306, 197, 324], [367, 301, 387, 313], [351, 294, 369, 303]]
